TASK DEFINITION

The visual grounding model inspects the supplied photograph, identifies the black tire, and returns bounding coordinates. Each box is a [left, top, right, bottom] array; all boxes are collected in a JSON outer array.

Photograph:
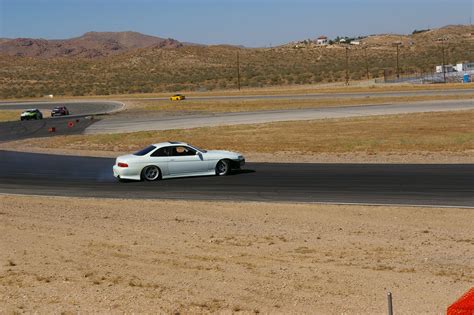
[[216, 159, 231, 176], [141, 165, 161, 181]]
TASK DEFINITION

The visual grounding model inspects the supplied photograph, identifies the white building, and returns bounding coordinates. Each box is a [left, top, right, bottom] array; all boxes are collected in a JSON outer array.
[[316, 36, 328, 45], [455, 62, 474, 72], [350, 40, 361, 45]]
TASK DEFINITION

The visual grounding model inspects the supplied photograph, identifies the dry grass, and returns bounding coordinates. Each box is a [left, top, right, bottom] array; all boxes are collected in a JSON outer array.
[[0, 110, 21, 122], [0, 195, 472, 313], [12, 110, 474, 156], [131, 93, 474, 113]]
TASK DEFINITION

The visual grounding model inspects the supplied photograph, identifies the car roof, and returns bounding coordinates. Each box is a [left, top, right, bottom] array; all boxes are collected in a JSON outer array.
[[25, 108, 39, 111], [151, 141, 188, 148]]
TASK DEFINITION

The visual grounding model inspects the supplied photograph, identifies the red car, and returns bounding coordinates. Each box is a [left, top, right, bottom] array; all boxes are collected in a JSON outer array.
[[51, 106, 70, 117]]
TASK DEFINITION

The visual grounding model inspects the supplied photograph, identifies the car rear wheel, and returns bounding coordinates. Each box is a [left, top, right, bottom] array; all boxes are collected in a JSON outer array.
[[216, 159, 230, 176], [142, 165, 160, 181]]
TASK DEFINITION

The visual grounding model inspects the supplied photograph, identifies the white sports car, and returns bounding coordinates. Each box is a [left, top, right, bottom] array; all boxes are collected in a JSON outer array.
[[113, 141, 245, 181]]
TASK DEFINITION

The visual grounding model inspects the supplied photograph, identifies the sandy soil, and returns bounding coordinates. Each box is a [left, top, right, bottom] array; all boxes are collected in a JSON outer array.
[[0, 195, 472, 313]]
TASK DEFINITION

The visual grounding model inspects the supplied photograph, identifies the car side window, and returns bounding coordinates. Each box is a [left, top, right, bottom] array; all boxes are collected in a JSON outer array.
[[170, 146, 196, 157], [151, 147, 171, 157]]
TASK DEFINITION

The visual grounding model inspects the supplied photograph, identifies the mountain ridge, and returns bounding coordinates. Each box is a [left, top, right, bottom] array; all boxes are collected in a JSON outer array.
[[0, 31, 185, 58]]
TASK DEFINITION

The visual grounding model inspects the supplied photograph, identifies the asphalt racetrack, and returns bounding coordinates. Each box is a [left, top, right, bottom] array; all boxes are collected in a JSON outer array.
[[0, 96, 473, 207], [0, 100, 123, 116], [0, 101, 123, 142], [1, 150, 473, 207]]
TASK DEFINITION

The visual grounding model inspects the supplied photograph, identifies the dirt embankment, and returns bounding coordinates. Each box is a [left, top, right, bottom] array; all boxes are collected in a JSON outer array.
[[0, 195, 472, 313]]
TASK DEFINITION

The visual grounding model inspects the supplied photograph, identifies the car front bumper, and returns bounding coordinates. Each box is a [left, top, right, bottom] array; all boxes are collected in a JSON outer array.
[[231, 158, 245, 169]]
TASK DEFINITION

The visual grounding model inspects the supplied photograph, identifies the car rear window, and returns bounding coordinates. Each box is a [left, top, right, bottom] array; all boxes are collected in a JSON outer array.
[[134, 145, 156, 156]]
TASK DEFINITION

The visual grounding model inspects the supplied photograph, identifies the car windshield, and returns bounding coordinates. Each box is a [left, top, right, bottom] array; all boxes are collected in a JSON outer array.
[[134, 145, 156, 156], [188, 144, 207, 153]]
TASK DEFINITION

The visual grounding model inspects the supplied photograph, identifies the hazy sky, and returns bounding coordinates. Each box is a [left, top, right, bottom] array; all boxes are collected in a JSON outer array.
[[1, 0, 473, 47]]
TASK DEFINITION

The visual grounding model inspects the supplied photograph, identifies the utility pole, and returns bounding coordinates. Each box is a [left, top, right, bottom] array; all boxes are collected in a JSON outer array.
[[394, 42, 401, 79], [236, 51, 241, 91], [345, 47, 350, 85], [441, 41, 447, 83], [363, 46, 369, 80]]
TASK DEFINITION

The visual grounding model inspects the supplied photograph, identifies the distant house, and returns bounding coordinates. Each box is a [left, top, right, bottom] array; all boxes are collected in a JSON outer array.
[[316, 36, 328, 45], [339, 38, 347, 43], [350, 40, 361, 45]]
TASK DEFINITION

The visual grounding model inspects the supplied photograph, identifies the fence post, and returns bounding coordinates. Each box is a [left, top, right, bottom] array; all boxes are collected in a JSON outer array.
[[388, 292, 393, 315]]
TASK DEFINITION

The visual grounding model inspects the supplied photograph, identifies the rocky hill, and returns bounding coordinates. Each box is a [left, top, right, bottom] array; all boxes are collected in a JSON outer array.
[[0, 31, 183, 58]]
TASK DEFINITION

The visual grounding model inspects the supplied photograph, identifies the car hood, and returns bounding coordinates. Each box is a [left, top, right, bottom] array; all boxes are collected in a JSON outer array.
[[21, 112, 34, 116]]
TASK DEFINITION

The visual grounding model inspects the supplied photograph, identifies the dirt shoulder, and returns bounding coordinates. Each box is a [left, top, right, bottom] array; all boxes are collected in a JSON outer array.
[[0, 195, 471, 313]]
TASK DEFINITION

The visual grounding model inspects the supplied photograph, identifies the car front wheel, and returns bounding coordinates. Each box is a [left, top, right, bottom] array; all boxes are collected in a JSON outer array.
[[141, 165, 160, 181], [216, 159, 230, 176]]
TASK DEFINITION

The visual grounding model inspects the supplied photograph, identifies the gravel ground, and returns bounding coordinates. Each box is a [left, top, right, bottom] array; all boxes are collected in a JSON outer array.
[[0, 195, 472, 313]]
